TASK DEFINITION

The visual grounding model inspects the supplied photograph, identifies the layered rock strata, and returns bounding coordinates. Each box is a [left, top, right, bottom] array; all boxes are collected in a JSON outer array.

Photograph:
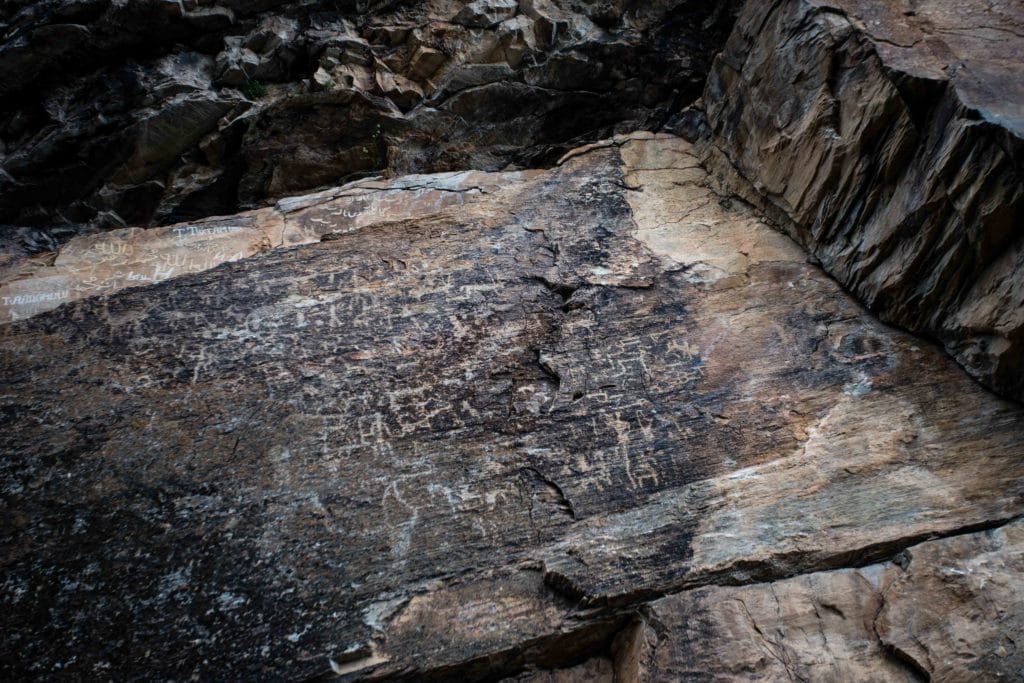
[[0, 0, 739, 253], [621, 520, 1024, 681], [0, 169, 527, 322], [701, 0, 1024, 400], [2, 135, 1022, 680]]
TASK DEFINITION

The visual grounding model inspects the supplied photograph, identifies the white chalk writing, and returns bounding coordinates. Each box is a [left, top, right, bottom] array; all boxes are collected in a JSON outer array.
[[2, 290, 69, 306], [154, 264, 175, 280], [173, 225, 245, 239], [93, 242, 134, 256]]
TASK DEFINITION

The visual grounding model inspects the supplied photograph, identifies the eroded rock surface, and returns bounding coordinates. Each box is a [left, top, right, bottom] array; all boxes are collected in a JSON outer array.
[[2, 135, 1023, 680], [613, 520, 1024, 682], [0, 0, 739, 254], [701, 0, 1024, 400], [877, 520, 1024, 681], [0, 168, 532, 322]]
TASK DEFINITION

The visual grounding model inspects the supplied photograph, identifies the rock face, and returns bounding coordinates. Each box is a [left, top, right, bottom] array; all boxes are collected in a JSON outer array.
[[0, 0, 739, 254], [3, 0, 1024, 680], [700, 0, 1024, 400], [3, 135, 1024, 680], [621, 520, 1024, 681], [0, 169, 519, 322]]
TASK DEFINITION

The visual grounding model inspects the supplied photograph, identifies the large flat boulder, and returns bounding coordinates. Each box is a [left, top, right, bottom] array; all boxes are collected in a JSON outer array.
[[2, 135, 1022, 680]]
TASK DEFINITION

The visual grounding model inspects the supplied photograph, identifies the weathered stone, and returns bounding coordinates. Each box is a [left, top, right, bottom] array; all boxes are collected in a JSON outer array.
[[877, 520, 1024, 681], [0, 0, 742, 252], [610, 521, 1024, 681], [112, 96, 239, 186], [2, 1, 1022, 679], [508, 656, 614, 683], [2, 135, 1022, 680], [215, 38, 263, 87], [0, 168, 524, 322], [454, 0, 520, 29], [407, 45, 448, 81], [626, 566, 916, 681], [0, 211, 280, 323], [701, 0, 1024, 400]]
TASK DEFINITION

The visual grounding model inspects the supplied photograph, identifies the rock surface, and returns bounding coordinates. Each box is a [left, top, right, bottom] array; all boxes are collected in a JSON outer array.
[[0, 168, 525, 322], [701, 0, 1024, 400], [617, 519, 1024, 681], [2, 135, 1023, 680], [877, 520, 1024, 681], [0, 0, 740, 253], [3, 0, 1024, 680]]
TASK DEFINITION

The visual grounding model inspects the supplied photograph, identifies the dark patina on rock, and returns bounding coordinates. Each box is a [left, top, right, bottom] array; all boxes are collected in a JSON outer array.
[[2, 136, 1023, 680]]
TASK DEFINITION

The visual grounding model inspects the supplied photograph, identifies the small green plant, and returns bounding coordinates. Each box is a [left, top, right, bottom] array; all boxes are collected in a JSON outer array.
[[241, 78, 267, 100]]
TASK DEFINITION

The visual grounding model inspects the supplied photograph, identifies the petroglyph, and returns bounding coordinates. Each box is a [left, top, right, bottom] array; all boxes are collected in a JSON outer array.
[[278, 170, 532, 245], [2, 135, 1023, 680], [0, 171, 522, 324]]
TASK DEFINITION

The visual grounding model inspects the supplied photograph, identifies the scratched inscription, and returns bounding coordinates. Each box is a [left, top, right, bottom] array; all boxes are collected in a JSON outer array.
[[0, 173, 512, 324], [172, 224, 244, 243], [282, 184, 485, 244], [1, 290, 69, 306], [0, 218, 276, 323], [4, 142, 1022, 682]]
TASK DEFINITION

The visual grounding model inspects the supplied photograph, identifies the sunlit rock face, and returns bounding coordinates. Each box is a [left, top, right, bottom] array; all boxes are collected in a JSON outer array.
[[2, 134, 1023, 680], [700, 0, 1024, 400], [2, 0, 1024, 681]]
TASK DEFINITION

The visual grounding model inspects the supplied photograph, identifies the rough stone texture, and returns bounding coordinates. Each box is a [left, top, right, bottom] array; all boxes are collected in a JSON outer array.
[[3, 135, 1023, 680], [877, 521, 1024, 681], [0, 169, 530, 322], [0, 0, 740, 254], [623, 565, 917, 681], [611, 520, 1024, 682], [509, 656, 613, 682], [701, 0, 1024, 400]]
